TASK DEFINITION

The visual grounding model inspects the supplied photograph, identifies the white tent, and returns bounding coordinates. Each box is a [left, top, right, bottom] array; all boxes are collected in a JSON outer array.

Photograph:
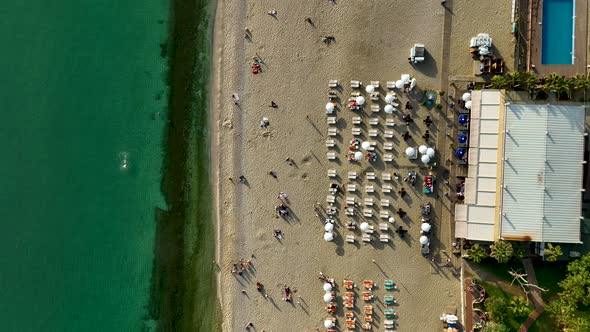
[[323, 293, 332, 303], [395, 80, 404, 89], [324, 223, 334, 232], [419, 235, 429, 245], [356, 96, 366, 105], [385, 94, 395, 103], [360, 222, 369, 232], [405, 147, 416, 157], [465, 100, 472, 109], [361, 141, 371, 150], [325, 102, 335, 111], [418, 145, 428, 154], [462, 92, 471, 102], [365, 85, 375, 93], [401, 74, 411, 84], [426, 147, 435, 158], [354, 151, 363, 161], [421, 155, 431, 163], [421, 223, 431, 232], [384, 105, 394, 114], [410, 78, 417, 89], [323, 283, 332, 291], [324, 319, 334, 328], [324, 232, 334, 242]]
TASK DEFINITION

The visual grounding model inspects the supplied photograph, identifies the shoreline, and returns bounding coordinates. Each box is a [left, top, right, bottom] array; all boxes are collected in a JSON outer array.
[[152, 0, 220, 331]]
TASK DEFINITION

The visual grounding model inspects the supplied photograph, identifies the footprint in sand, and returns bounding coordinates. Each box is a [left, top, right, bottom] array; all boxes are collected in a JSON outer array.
[[301, 172, 309, 181], [301, 155, 312, 166]]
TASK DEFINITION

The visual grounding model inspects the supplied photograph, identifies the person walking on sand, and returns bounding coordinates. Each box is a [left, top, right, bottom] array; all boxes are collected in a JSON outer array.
[[231, 93, 240, 105], [270, 101, 278, 108]]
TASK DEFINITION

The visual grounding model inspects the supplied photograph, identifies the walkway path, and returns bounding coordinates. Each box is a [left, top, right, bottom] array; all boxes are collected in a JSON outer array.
[[518, 258, 545, 332]]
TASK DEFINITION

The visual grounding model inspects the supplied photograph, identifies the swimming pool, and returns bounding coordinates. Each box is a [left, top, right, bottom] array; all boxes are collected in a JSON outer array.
[[541, 0, 575, 64]]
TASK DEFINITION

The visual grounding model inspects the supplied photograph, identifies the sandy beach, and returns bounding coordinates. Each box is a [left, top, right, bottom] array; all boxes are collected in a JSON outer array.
[[211, 0, 514, 331]]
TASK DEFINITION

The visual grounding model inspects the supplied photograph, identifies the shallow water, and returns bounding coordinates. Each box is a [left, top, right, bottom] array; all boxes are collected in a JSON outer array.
[[0, 1, 169, 330]]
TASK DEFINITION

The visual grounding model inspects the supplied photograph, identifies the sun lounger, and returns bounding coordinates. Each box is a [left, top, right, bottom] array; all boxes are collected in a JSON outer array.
[[326, 195, 336, 203], [344, 281, 355, 290], [380, 234, 390, 242], [384, 280, 397, 290], [382, 173, 391, 181], [365, 317, 374, 323], [326, 139, 335, 148], [362, 291, 374, 301], [390, 101, 399, 108], [352, 127, 362, 136], [327, 169, 337, 178], [383, 154, 393, 162], [346, 319, 356, 329], [328, 79, 338, 88], [364, 305, 373, 315], [386, 118, 395, 127], [362, 323, 372, 330], [370, 81, 380, 88], [346, 235, 356, 243], [348, 171, 358, 180], [370, 104, 380, 113], [368, 129, 378, 137], [345, 207, 355, 216], [346, 196, 356, 205], [384, 295, 396, 305], [350, 80, 361, 88], [386, 81, 396, 89], [381, 199, 390, 207], [363, 280, 374, 290], [384, 142, 393, 150], [363, 209, 373, 217], [382, 184, 392, 193], [352, 116, 362, 124], [366, 142, 375, 151], [327, 152, 337, 160], [347, 184, 357, 192], [328, 128, 338, 136], [384, 130, 394, 139], [362, 234, 372, 242], [384, 320, 396, 329], [327, 116, 336, 125], [365, 185, 375, 193], [370, 92, 379, 101], [364, 225, 375, 234], [379, 223, 389, 231], [368, 118, 379, 126], [364, 198, 374, 206], [384, 308, 397, 318], [366, 172, 375, 180], [380, 210, 390, 219]]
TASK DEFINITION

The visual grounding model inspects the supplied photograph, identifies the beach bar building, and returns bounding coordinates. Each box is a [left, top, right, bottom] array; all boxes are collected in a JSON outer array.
[[455, 90, 586, 248]]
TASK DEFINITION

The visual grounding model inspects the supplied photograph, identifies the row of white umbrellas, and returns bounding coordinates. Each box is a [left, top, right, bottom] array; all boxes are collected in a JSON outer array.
[[462, 92, 472, 109], [406, 145, 435, 163]]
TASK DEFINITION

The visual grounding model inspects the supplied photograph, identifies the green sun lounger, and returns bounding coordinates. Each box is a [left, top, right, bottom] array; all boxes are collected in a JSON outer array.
[[384, 294, 396, 305], [384, 280, 396, 290], [384, 308, 397, 319]]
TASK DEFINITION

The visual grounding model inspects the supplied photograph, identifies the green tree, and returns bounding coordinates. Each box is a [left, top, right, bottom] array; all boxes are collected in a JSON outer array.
[[572, 74, 589, 98], [544, 243, 563, 262], [508, 296, 530, 317], [466, 244, 487, 263], [513, 243, 526, 260], [490, 75, 510, 90], [490, 241, 513, 263], [481, 322, 510, 332], [544, 73, 568, 99], [485, 295, 508, 323]]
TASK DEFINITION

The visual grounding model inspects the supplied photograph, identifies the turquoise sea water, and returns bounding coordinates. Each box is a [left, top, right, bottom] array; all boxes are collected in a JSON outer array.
[[542, 0, 574, 64], [0, 1, 169, 331]]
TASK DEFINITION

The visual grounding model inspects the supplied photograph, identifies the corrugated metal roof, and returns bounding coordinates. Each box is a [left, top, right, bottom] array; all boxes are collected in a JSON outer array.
[[501, 104, 584, 243]]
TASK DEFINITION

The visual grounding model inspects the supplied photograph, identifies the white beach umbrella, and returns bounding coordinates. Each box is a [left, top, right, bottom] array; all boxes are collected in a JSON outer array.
[[389, 217, 395, 223], [356, 96, 366, 105], [426, 147, 435, 158], [462, 92, 471, 102], [421, 223, 432, 232], [419, 235, 429, 245], [418, 145, 428, 154], [365, 85, 375, 93], [465, 100, 472, 109], [360, 222, 369, 232], [324, 223, 334, 232], [324, 319, 334, 328], [324, 232, 334, 242], [421, 155, 431, 163], [326, 102, 335, 112], [410, 78, 417, 89], [354, 151, 363, 161], [405, 147, 416, 157], [446, 315, 458, 324], [385, 94, 395, 103], [401, 74, 411, 84], [323, 293, 332, 303], [323, 283, 333, 291], [361, 141, 371, 150], [384, 104, 394, 114], [395, 80, 404, 89]]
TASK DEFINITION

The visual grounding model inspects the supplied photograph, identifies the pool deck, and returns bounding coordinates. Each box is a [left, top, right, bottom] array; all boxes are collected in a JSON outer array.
[[529, 0, 589, 76]]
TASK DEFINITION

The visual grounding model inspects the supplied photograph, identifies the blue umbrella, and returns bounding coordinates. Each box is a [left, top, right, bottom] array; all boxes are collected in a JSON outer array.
[[458, 134, 467, 144], [455, 148, 466, 158], [458, 114, 469, 125]]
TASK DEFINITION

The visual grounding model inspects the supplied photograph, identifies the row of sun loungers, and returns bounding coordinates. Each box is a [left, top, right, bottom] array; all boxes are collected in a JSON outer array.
[[345, 233, 391, 243]]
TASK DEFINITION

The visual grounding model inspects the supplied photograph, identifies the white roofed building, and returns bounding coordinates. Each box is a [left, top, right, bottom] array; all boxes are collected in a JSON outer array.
[[455, 90, 586, 245]]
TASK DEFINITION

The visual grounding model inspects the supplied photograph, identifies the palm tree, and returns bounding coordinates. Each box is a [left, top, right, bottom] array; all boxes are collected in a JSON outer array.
[[544, 243, 563, 262], [509, 296, 530, 317], [467, 244, 487, 263], [520, 72, 538, 97], [490, 241, 513, 263], [544, 73, 568, 99], [490, 75, 510, 90], [572, 74, 589, 98], [506, 72, 520, 90]]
